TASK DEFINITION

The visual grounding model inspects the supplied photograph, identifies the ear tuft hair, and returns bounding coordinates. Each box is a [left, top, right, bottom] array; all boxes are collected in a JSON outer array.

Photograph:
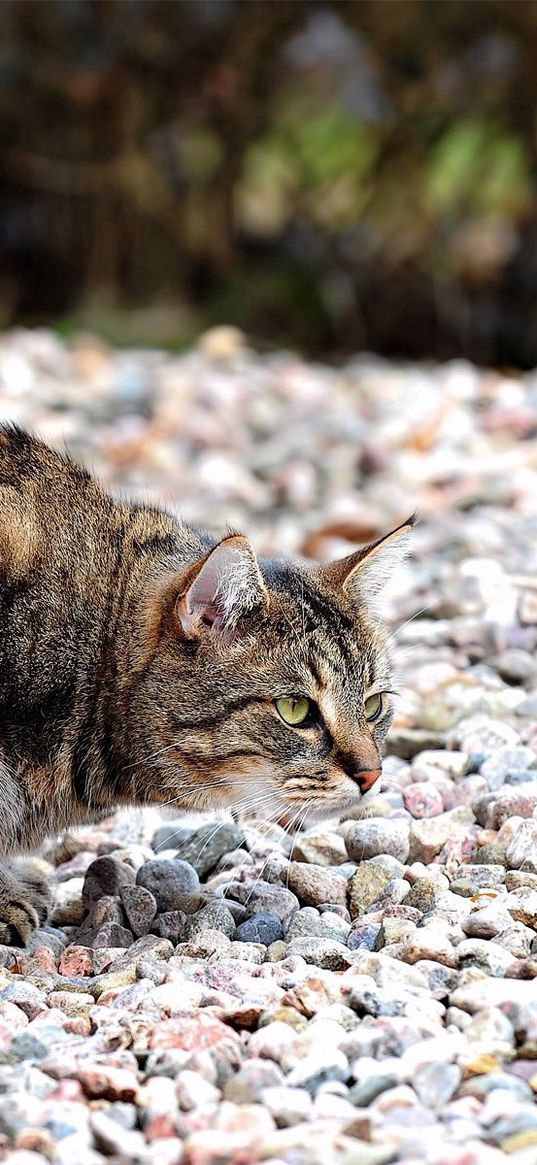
[[315, 516, 415, 608], [344, 517, 414, 602], [176, 534, 268, 642]]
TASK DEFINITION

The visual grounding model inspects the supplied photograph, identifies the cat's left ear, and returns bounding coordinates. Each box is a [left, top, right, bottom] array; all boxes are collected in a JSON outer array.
[[317, 516, 414, 603], [175, 534, 268, 642]]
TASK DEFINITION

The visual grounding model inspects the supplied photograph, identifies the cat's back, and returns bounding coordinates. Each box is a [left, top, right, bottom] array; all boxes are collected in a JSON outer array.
[[0, 426, 114, 576], [0, 428, 125, 713]]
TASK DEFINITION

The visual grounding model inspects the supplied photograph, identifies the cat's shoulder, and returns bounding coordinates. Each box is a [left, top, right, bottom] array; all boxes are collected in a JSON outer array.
[[0, 424, 91, 486]]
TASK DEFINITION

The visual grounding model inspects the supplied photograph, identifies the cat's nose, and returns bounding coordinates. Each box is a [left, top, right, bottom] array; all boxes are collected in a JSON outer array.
[[354, 767, 382, 794]]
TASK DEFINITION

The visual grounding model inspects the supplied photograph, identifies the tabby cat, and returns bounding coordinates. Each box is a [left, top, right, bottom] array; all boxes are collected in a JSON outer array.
[[0, 426, 412, 943]]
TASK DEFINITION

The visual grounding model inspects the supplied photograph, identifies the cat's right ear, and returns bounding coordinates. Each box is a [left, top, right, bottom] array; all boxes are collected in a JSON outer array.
[[315, 516, 414, 605], [174, 534, 268, 643]]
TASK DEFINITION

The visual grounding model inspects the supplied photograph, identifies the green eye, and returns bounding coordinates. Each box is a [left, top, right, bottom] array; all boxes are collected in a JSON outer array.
[[276, 697, 311, 726], [364, 693, 383, 722]]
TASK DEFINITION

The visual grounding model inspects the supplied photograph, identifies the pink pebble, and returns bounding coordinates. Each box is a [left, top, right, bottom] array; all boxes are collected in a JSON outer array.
[[58, 944, 94, 977], [403, 782, 444, 818]]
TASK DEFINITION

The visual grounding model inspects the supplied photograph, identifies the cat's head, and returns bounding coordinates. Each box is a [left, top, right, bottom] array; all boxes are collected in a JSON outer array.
[[131, 519, 413, 822]]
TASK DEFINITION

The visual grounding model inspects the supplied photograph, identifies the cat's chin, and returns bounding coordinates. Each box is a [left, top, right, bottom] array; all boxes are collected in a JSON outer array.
[[295, 791, 382, 825]]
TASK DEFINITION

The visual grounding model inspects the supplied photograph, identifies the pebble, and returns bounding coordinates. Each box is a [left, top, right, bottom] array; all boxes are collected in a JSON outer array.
[[292, 832, 347, 866], [183, 902, 236, 940], [260, 1085, 313, 1126], [91, 1111, 146, 1157], [223, 1060, 283, 1103], [489, 649, 537, 684], [225, 881, 299, 922], [155, 910, 187, 943], [505, 821, 537, 873], [160, 820, 245, 878], [408, 807, 474, 863], [286, 938, 355, 970], [82, 857, 135, 910], [456, 937, 517, 976], [78, 1064, 139, 1102], [176, 1070, 220, 1110], [505, 890, 537, 930], [235, 913, 284, 946], [285, 907, 350, 944], [344, 819, 410, 863], [136, 859, 200, 911], [285, 1049, 349, 1094], [119, 884, 158, 936], [286, 862, 347, 910], [348, 861, 393, 918], [403, 783, 444, 818]]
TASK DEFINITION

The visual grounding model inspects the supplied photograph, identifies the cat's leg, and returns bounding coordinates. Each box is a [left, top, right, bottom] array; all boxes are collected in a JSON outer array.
[[0, 858, 52, 945]]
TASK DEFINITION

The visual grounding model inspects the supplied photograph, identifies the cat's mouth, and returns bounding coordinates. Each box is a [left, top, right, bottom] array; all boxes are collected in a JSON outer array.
[[275, 780, 383, 826]]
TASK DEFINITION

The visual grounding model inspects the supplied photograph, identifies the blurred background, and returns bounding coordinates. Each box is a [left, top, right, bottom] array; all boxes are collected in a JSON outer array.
[[3, 0, 537, 366]]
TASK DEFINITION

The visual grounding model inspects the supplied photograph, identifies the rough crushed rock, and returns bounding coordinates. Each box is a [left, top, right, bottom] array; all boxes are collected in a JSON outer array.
[[0, 327, 537, 1164]]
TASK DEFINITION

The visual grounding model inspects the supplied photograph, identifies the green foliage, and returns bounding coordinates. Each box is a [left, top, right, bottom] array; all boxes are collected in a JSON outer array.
[[2, 0, 537, 363], [426, 120, 531, 217]]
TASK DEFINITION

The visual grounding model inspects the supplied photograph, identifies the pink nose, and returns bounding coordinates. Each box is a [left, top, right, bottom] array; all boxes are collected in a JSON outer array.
[[354, 768, 382, 794]]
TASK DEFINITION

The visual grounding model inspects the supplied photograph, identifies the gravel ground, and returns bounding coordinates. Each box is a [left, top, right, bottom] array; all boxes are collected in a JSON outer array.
[[1, 326, 537, 1165]]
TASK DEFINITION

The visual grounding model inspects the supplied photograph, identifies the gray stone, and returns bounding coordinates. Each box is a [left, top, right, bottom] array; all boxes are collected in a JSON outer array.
[[405, 878, 444, 912], [489, 649, 537, 684], [285, 907, 350, 944], [225, 879, 299, 922], [413, 1062, 461, 1107], [482, 788, 537, 830], [456, 937, 516, 976], [488, 1113, 537, 1148], [261, 1085, 313, 1127], [91, 922, 133, 949], [477, 843, 508, 866], [462, 905, 513, 939], [449, 714, 521, 755], [183, 901, 236, 939], [349, 1074, 398, 1107], [82, 857, 135, 910], [292, 832, 347, 867], [165, 820, 245, 877], [459, 1073, 534, 1101], [480, 746, 537, 790], [91, 1111, 147, 1157], [136, 859, 200, 912], [506, 820, 537, 873], [0, 981, 46, 1020], [286, 1049, 349, 1094], [451, 977, 537, 1013], [452, 863, 506, 887], [507, 870, 537, 891], [119, 884, 157, 937], [347, 922, 382, 951], [345, 819, 410, 864], [348, 861, 393, 919], [505, 889, 537, 930], [286, 937, 354, 970], [155, 910, 187, 943], [223, 1058, 283, 1102], [235, 913, 283, 945], [286, 862, 347, 910]]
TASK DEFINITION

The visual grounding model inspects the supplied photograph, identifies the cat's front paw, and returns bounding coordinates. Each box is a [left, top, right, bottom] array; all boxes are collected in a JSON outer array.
[[0, 861, 52, 946], [0, 898, 40, 946]]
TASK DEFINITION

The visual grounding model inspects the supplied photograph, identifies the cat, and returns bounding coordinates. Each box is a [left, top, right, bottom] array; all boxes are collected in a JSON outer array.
[[0, 425, 412, 944]]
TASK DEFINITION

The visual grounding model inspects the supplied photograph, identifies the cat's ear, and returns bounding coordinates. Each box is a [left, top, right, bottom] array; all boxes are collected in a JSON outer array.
[[175, 534, 268, 642], [318, 516, 414, 604]]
